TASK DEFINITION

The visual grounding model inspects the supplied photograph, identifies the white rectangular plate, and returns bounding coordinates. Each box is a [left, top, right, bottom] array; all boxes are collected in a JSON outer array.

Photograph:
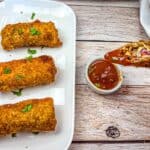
[[0, 0, 76, 150]]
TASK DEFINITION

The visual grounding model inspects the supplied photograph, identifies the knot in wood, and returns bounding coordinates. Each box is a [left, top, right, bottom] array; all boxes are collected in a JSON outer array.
[[106, 126, 120, 138]]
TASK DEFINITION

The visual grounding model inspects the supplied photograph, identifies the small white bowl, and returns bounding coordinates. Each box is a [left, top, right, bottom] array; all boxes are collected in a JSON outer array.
[[85, 58, 123, 95]]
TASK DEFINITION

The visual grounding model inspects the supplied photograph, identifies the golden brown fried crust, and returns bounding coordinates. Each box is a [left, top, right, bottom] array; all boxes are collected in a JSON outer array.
[[1, 20, 62, 50], [105, 40, 150, 67], [0, 55, 57, 92], [0, 97, 57, 136]]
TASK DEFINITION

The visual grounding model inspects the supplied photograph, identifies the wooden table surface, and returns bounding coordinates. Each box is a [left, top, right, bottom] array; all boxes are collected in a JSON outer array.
[[60, 0, 150, 149]]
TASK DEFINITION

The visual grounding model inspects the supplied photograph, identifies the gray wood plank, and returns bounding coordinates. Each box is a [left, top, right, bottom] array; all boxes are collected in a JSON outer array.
[[68, 4, 148, 41], [76, 41, 150, 85], [73, 85, 150, 141], [62, 0, 139, 8], [70, 143, 150, 150]]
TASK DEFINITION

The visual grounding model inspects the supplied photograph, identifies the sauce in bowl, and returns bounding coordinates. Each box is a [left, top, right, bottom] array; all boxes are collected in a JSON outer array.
[[88, 59, 119, 90]]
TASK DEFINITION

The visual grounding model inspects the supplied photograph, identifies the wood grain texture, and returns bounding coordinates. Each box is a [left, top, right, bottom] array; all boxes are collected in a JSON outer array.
[[76, 41, 150, 85], [63, 0, 139, 8], [60, 0, 150, 146], [69, 5, 148, 41], [70, 143, 150, 150], [73, 85, 150, 141]]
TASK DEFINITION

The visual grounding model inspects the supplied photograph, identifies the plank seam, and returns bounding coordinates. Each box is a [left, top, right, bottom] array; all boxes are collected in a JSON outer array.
[[76, 40, 134, 43], [68, 4, 139, 9], [76, 84, 150, 87], [72, 140, 150, 144]]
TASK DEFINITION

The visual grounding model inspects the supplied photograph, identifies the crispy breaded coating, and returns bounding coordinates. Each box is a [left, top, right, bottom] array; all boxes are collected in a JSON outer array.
[[1, 20, 62, 50], [0, 97, 57, 136], [0, 55, 57, 92]]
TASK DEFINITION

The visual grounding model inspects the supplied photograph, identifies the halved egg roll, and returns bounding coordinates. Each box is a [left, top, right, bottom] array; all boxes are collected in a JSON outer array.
[[1, 20, 62, 50], [0, 55, 57, 92], [0, 97, 56, 136]]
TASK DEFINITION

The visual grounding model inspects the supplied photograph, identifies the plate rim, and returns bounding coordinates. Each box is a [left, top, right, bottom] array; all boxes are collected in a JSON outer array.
[[0, 0, 76, 149]]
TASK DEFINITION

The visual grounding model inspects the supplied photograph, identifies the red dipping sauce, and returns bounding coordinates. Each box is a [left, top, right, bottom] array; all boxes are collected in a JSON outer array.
[[88, 59, 119, 90]]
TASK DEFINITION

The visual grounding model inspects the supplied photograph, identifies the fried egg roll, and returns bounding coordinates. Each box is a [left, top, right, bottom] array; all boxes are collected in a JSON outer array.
[[0, 55, 57, 92], [1, 20, 62, 50], [0, 97, 57, 136]]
